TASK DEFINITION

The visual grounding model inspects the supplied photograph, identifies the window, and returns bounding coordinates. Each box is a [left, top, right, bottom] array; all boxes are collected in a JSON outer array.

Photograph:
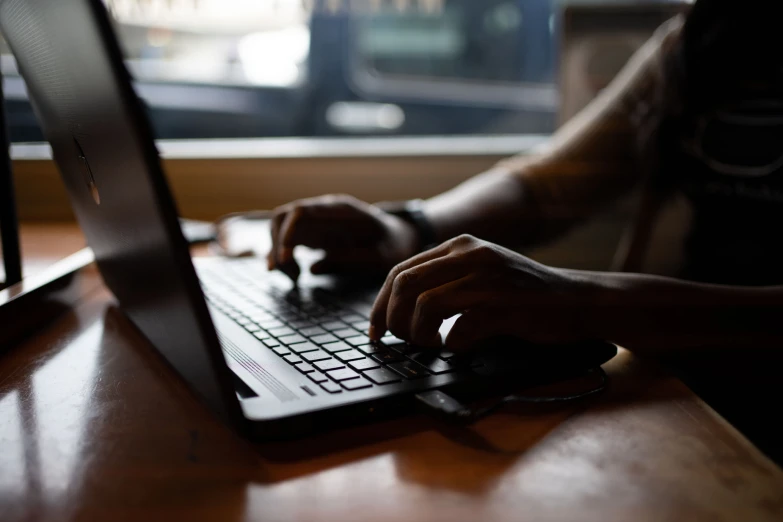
[[355, 1, 553, 83], [344, 0, 557, 135], [1, 0, 679, 142]]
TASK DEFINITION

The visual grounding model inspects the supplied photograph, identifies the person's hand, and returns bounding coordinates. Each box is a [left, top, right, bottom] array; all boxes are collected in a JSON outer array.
[[268, 194, 419, 282], [369, 234, 592, 351]]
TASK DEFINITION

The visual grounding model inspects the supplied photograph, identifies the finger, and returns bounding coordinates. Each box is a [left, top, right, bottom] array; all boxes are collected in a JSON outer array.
[[267, 208, 288, 270], [444, 307, 508, 352], [408, 275, 487, 347], [310, 249, 384, 275], [280, 206, 371, 252], [369, 242, 452, 340], [277, 207, 303, 265], [385, 257, 477, 343], [310, 257, 341, 275], [272, 208, 302, 283]]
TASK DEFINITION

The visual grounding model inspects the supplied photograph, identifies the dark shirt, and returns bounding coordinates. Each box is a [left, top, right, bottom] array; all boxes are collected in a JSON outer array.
[[658, 23, 783, 464], [676, 96, 783, 286], [500, 14, 783, 463]]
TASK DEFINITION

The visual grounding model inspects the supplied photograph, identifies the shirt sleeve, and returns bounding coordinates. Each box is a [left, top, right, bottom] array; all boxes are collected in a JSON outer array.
[[496, 15, 684, 224]]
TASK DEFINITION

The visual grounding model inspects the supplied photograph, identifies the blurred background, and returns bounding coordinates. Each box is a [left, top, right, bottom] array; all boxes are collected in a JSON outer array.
[[2, 0, 685, 143], [2, 0, 693, 277]]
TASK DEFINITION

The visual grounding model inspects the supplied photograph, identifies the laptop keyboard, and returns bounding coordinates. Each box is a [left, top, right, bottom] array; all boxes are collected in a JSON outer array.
[[196, 259, 458, 395]]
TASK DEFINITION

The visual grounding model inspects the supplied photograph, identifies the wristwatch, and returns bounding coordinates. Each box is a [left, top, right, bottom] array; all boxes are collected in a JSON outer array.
[[378, 199, 438, 253]]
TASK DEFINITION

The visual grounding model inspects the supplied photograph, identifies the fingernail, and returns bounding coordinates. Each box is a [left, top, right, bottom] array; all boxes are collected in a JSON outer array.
[[368, 325, 379, 340], [267, 257, 274, 271]]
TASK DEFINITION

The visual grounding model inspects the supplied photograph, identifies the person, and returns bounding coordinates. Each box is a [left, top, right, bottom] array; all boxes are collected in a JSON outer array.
[[266, 1, 783, 462]]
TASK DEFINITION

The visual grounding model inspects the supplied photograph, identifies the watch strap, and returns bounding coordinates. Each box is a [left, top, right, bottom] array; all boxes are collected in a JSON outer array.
[[380, 199, 438, 252]]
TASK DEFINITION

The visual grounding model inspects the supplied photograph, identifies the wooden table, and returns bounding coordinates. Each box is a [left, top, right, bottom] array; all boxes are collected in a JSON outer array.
[[2, 224, 782, 522]]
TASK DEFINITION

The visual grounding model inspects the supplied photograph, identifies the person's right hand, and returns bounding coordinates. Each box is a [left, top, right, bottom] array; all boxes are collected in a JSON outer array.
[[267, 194, 420, 283]]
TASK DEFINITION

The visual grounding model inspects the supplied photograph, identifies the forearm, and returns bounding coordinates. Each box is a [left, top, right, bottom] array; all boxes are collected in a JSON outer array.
[[573, 270, 783, 354], [419, 18, 680, 251], [421, 154, 636, 250], [421, 164, 554, 248]]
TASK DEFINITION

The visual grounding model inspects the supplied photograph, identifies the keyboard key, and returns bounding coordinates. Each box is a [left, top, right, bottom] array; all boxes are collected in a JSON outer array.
[[351, 303, 374, 318], [244, 324, 261, 333], [320, 321, 347, 331], [283, 354, 302, 365], [364, 368, 402, 385], [277, 311, 303, 321], [351, 320, 371, 332], [348, 358, 381, 372], [314, 359, 345, 372], [357, 343, 385, 355], [438, 350, 456, 360], [278, 334, 306, 346], [340, 314, 365, 324], [295, 362, 315, 374], [272, 346, 290, 357], [327, 368, 360, 382], [320, 381, 343, 393], [389, 361, 430, 379], [268, 326, 295, 337], [408, 354, 455, 375], [331, 328, 357, 339], [289, 342, 319, 354], [253, 331, 271, 341], [341, 377, 372, 391], [450, 355, 485, 368], [308, 307, 335, 317], [288, 319, 316, 329], [252, 319, 276, 329], [302, 350, 332, 363], [263, 339, 281, 349], [258, 319, 284, 330], [345, 335, 371, 347], [335, 350, 365, 362], [321, 341, 352, 354], [308, 372, 329, 384], [236, 317, 252, 326], [389, 343, 423, 355], [299, 326, 327, 337], [310, 333, 339, 345], [371, 351, 403, 364], [381, 335, 406, 347]]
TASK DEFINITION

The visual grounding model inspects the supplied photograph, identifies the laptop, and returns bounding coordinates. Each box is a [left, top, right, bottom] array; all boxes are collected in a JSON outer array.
[[0, 0, 616, 439]]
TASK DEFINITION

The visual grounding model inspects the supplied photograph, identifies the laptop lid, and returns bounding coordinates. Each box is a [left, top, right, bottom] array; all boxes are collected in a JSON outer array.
[[0, 0, 246, 430]]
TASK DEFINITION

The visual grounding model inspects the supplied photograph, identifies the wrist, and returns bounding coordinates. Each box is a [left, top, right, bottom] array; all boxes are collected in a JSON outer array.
[[561, 269, 622, 341], [378, 213, 420, 267], [376, 199, 438, 253]]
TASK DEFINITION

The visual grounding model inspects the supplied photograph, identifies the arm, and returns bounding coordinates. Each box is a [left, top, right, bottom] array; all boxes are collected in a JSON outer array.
[[422, 17, 681, 249], [368, 235, 783, 356], [367, 18, 783, 355], [268, 20, 682, 282], [575, 270, 783, 354]]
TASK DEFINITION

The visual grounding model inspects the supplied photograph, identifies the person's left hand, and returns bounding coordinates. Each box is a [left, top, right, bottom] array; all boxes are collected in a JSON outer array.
[[368, 234, 593, 351]]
